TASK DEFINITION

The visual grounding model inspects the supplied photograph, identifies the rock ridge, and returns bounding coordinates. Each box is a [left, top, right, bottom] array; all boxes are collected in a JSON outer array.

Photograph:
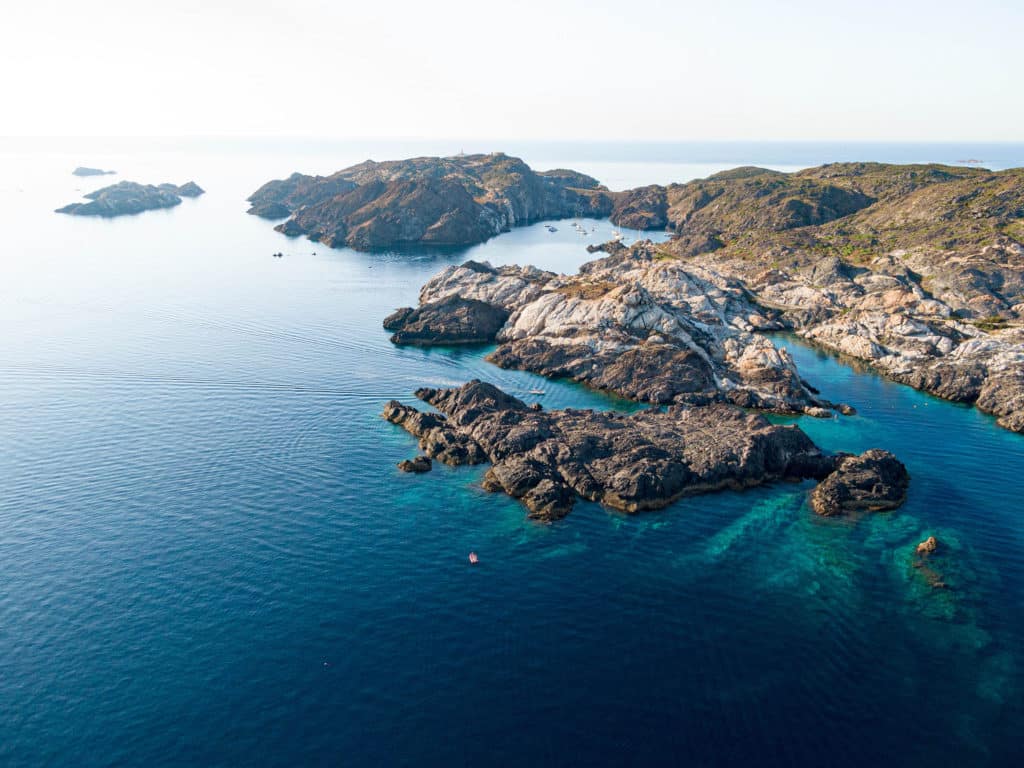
[[384, 380, 906, 521]]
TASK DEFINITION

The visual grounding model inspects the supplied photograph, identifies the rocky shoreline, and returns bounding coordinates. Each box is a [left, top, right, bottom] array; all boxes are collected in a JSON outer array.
[[599, 163, 1024, 432], [384, 252, 852, 417], [384, 380, 907, 520], [383, 159, 1023, 433], [56, 180, 204, 217]]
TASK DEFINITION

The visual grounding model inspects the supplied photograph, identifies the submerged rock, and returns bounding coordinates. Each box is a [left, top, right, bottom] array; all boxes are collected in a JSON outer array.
[[911, 535, 949, 589], [56, 180, 204, 217], [383, 380, 846, 521], [809, 449, 910, 517]]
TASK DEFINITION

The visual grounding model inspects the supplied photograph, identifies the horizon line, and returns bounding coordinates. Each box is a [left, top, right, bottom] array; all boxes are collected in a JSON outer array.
[[3, 135, 1024, 145]]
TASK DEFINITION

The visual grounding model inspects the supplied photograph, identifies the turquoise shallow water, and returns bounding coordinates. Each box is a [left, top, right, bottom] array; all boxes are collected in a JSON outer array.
[[1, 141, 1023, 766]]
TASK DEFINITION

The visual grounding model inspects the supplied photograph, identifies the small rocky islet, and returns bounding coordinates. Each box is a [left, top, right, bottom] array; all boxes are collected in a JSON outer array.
[[57, 180, 204, 217], [72, 166, 116, 177]]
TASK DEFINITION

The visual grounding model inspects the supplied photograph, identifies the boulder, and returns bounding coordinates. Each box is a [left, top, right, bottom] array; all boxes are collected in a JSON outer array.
[[810, 449, 910, 516], [384, 296, 510, 345], [397, 456, 432, 473], [916, 535, 939, 555]]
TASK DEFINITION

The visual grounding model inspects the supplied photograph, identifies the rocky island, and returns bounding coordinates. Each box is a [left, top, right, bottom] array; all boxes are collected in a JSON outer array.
[[384, 380, 907, 520], [248, 152, 613, 250], [56, 180, 205, 217], [72, 166, 116, 177]]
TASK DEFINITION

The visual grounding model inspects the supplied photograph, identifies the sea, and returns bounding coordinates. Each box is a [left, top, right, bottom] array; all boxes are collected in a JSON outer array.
[[1, 138, 1023, 766]]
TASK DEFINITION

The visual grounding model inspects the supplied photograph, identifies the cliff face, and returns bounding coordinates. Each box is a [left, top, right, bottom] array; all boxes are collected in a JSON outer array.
[[56, 181, 205, 217], [248, 153, 614, 250]]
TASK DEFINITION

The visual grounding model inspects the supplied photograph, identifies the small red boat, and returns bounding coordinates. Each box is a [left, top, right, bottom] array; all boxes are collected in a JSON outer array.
[[468, 552, 479, 565]]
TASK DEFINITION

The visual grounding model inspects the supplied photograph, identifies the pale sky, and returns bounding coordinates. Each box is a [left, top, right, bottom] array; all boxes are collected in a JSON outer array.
[[2, 0, 1021, 140]]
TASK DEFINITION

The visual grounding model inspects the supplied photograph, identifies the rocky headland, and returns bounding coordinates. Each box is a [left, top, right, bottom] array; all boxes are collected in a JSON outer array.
[[383, 380, 906, 521], [600, 163, 1024, 431], [384, 254, 849, 417], [72, 166, 116, 177], [247, 153, 613, 250], [56, 180, 205, 217], [371, 158, 1023, 430]]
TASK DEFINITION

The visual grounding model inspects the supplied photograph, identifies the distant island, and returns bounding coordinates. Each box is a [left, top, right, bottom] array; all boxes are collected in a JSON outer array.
[[56, 180, 204, 217], [72, 166, 116, 177], [247, 152, 613, 250]]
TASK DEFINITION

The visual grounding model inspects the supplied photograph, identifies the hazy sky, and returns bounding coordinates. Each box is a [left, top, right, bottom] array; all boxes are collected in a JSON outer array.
[[3, 0, 1020, 140]]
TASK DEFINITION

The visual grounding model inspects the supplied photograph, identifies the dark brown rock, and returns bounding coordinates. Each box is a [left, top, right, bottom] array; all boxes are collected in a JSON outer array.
[[916, 535, 938, 555], [384, 296, 510, 345], [976, 367, 1024, 432], [489, 339, 717, 405], [397, 456, 432, 473], [383, 380, 843, 521], [611, 185, 669, 230], [382, 400, 488, 466], [810, 449, 910, 516]]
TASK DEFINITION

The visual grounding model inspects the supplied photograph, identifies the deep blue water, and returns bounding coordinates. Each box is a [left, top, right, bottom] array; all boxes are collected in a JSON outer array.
[[1, 141, 1023, 766]]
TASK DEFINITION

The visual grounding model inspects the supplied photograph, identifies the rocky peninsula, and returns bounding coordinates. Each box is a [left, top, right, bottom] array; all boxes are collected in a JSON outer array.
[[385, 160, 1023, 432], [56, 180, 205, 217], [248, 153, 613, 250], [384, 380, 907, 520], [601, 163, 1024, 431], [384, 254, 850, 417]]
